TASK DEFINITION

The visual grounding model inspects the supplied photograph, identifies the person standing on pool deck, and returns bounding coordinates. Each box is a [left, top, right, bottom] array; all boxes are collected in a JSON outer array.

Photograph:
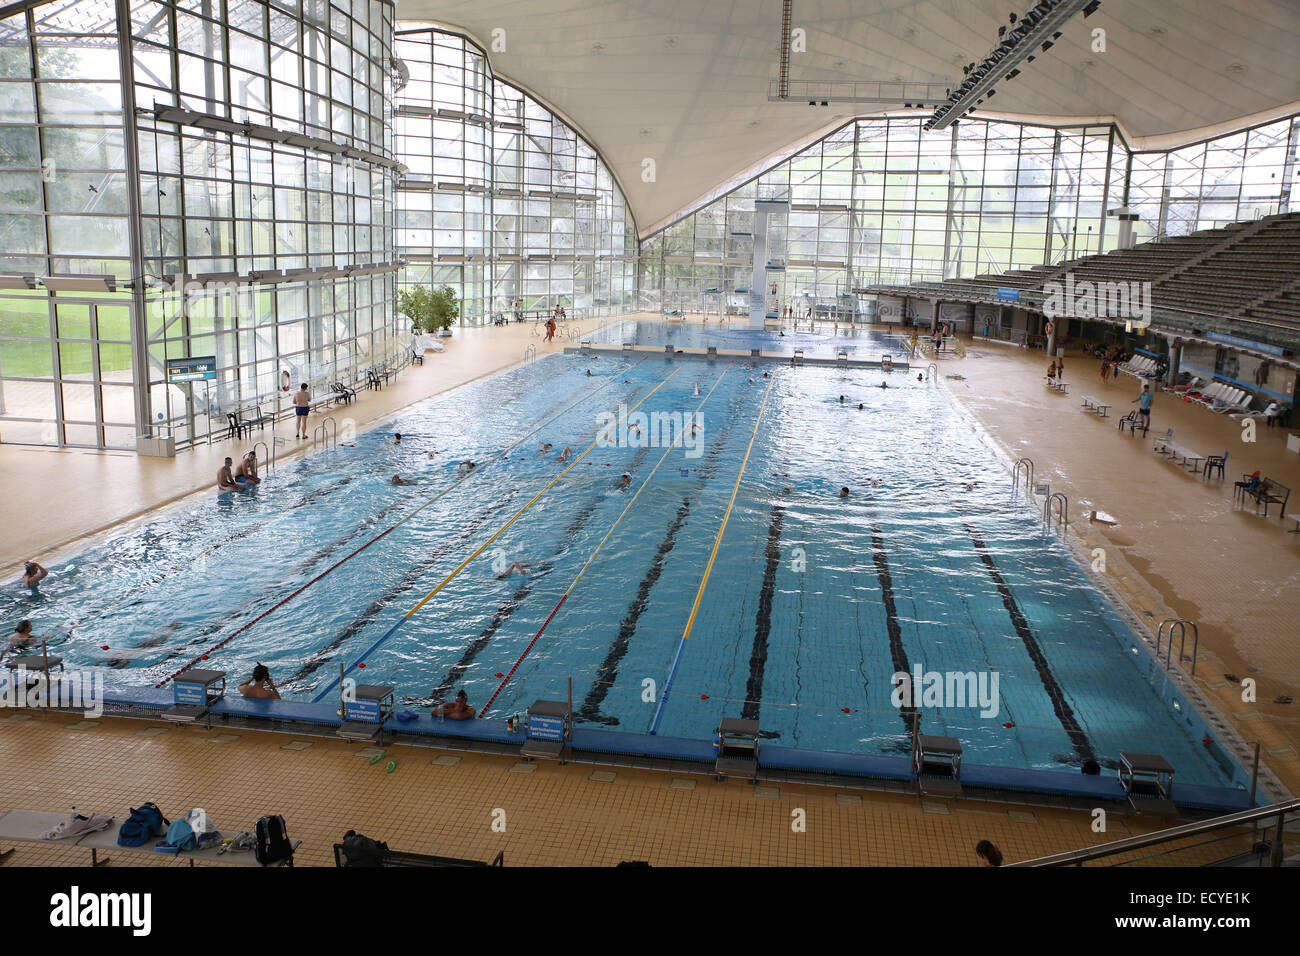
[[1133, 383, 1154, 427], [293, 382, 310, 438]]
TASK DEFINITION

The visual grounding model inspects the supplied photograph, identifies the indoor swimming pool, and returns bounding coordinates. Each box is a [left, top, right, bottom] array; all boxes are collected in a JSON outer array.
[[1, 336, 1248, 790]]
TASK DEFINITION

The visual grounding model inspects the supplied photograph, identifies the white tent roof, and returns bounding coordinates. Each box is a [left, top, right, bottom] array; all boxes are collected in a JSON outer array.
[[396, 0, 1300, 235]]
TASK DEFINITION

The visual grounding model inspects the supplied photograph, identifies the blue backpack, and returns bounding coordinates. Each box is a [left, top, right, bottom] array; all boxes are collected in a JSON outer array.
[[165, 818, 197, 851], [117, 802, 168, 847]]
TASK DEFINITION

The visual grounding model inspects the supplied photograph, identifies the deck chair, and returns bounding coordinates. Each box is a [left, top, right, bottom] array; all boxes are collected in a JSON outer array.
[[1203, 451, 1228, 480]]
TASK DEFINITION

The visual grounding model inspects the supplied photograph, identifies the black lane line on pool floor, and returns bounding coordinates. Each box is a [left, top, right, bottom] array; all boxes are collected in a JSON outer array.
[[34, 475, 358, 635], [962, 521, 1097, 767], [103, 490, 420, 668], [410, 443, 656, 708], [577, 385, 747, 726], [868, 520, 917, 733], [263, 495, 521, 689], [741, 503, 786, 725]]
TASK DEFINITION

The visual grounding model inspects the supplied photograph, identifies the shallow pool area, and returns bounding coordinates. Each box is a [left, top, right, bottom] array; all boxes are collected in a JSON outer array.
[[1, 334, 1252, 797]]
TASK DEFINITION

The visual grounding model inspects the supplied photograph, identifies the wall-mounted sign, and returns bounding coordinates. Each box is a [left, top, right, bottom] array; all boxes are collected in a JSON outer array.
[[166, 356, 217, 383]]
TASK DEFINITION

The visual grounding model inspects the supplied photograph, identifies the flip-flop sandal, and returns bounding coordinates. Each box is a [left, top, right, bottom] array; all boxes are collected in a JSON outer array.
[[385, 760, 397, 774], [368, 752, 386, 766]]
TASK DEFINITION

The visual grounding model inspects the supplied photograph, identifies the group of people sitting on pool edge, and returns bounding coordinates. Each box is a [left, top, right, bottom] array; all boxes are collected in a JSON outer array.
[[233, 662, 479, 720], [217, 451, 263, 492]]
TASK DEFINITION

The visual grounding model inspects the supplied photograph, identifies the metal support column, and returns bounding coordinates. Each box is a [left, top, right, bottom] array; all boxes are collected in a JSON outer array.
[[116, 0, 154, 443]]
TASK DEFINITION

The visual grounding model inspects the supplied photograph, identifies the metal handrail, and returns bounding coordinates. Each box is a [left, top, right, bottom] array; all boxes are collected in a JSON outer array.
[[1043, 492, 1068, 534], [313, 416, 337, 448], [252, 440, 271, 473], [1156, 618, 1201, 676], [1012, 457, 1034, 497], [1010, 797, 1300, 867]]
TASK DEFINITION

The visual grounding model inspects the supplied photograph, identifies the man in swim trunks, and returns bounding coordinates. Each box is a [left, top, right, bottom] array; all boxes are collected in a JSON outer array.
[[217, 457, 239, 491], [434, 689, 476, 720], [293, 383, 310, 438], [238, 664, 280, 700], [21, 561, 47, 588], [235, 452, 261, 485]]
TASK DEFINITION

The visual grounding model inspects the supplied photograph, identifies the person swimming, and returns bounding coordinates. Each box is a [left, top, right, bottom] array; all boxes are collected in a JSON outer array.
[[391, 475, 411, 485], [839, 395, 845, 403], [538, 442, 552, 454], [615, 473, 631, 489], [857, 403, 864, 410], [556, 447, 572, 462], [457, 460, 475, 473], [879, 381, 888, 389], [838, 486, 850, 498], [497, 561, 529, 579], [392, 433, 402, 444]]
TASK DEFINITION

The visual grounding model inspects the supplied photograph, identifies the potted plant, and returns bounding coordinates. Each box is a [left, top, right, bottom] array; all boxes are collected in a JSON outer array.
[[429, 285, 459, 337], [396, 287, 434, 336]]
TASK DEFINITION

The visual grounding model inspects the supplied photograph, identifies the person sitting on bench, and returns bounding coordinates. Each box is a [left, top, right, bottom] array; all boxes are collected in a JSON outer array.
[[433, 689, 476, 720]]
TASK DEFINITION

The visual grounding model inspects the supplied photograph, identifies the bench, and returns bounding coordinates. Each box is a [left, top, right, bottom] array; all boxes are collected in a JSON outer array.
[[1081, 395, 1110, 417], [332, 843, 503, 868], [1152, 438, 1205, 474], [1236, 475, 1291, 519], [1046, 378, 1068, 394], [0, 810, 299, 867]]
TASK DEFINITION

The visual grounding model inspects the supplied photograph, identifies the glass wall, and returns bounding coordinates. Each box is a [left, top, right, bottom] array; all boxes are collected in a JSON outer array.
[[641, 113, 1299, 304], [0, 0, 399, 450], [393, 26, 636, 325]]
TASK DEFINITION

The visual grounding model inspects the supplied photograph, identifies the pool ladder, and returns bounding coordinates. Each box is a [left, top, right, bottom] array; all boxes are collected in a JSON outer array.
[[1012, 457, 1034, 498], [313, 416, 337, 448], [251, 439, 277, 474], [1156, 618, 1200, 676], [1042, 492, 1068, 535], [925, 363, 938, 382], [523, 344, 537, 364]]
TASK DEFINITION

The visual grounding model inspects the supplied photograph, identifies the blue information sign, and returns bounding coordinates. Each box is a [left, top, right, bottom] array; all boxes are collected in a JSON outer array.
[[1205, 331, 1284, 357], [166, 356, 217, 383], [528, 714, 565, 741], [996, 288, 1019, 301], [346, 698, 381, 723], [174, 682, 205, 706]]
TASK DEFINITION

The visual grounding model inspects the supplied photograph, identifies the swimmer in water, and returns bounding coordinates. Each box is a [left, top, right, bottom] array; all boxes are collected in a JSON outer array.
[[857, 403, 864, 410], [762, 371, 770, 379], [20, 561, 48, 588], [586, 369, 593, 376], [615, 473, 632, 489], [839, 395, 845, 404], [391, 433, 402, 444], [538, 442, 553, 455], [433, 689, 476, 720], [917, 373, 923, 381], [391, 475, 411, 485], [428, 450, 437, 458], [556, 447, 572, 462], [879, 381, 889, 389], [961, 481, 979, 491], [838, 486, 850, 498], [497, 561, 529, 579], [457, 460, 476, 473]]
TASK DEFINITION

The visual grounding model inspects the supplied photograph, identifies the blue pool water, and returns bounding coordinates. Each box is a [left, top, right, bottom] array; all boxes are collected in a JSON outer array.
[[590, 318, 914, 359], [2, 335, 1245, 789]]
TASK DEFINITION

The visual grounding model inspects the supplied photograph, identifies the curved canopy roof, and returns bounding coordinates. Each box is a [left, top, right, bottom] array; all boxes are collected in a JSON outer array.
[[397, 0, 1300, 235]]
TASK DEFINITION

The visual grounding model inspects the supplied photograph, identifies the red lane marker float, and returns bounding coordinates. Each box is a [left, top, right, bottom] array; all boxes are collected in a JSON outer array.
[[700, 694, 708, 700], [843, 708, 851, 713], [479, 594, 571, 716], [1004, 721, 1015, 728], [101, 645, 109, 650]]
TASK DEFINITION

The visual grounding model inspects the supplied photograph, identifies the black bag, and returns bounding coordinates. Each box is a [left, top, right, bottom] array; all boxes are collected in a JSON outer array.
[[254, 814, 293, 866], [340, 829, 388, 867]]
